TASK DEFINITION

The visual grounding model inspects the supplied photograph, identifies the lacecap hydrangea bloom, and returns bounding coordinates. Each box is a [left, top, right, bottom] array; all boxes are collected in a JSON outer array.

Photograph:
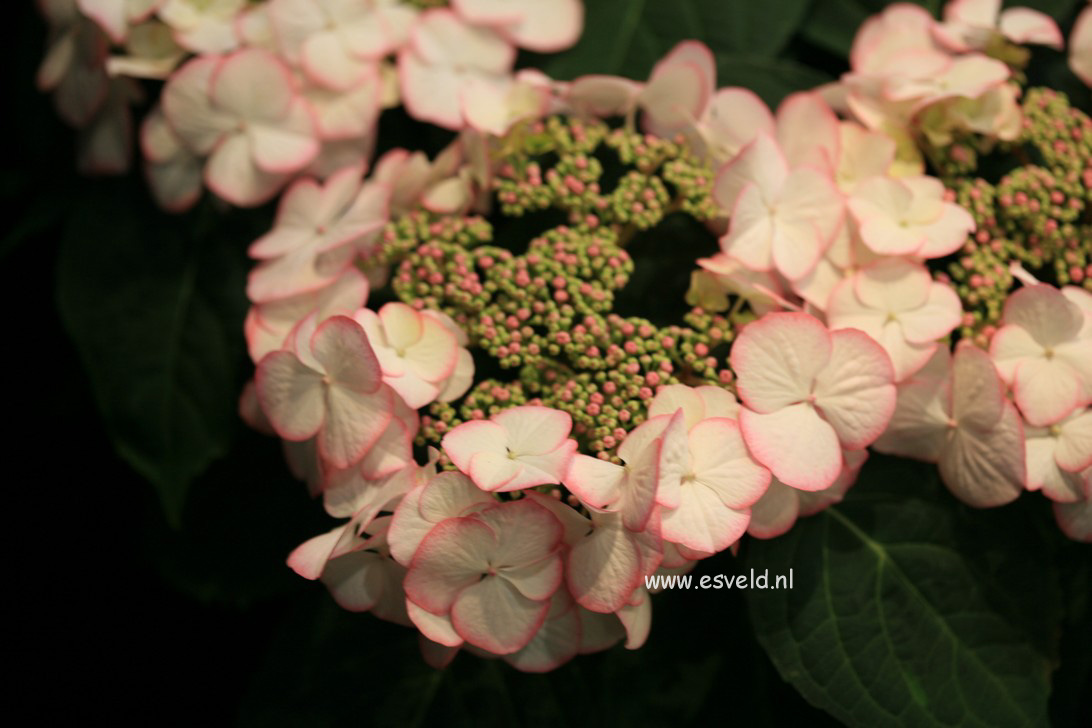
[[47, 0, 1092, 671]]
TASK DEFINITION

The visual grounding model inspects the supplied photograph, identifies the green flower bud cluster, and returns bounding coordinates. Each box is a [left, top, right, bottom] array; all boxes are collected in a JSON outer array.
[[379, 115, 740, 457], [934, 89, 1092, 341]]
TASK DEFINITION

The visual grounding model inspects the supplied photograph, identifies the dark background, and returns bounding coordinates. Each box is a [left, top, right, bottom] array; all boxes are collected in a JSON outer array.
[[6, 1, 1089, 725]]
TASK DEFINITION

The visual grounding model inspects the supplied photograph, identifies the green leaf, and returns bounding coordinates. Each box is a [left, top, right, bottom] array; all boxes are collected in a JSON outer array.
[[742, 456, 1060, 727], [541, 0, 814, 81], [703, 0, 815, 59], [716, 56, 835, 106], [799, 0, 872, 58], [57, 183, 249, 526], [247, 575, 846, 727], [536, 0, 649, 79], [1017, 0, 1082, 21]]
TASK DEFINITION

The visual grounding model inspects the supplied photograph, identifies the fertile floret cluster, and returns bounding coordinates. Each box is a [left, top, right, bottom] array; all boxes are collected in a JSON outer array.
[[368, 117, 731, 459], [935, 88, 1092, 344]]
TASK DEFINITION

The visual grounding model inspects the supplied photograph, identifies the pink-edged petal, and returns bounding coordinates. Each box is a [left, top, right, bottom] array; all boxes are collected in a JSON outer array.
[[1002, 284, 1085, 345], [872, 366, 952, 462], [308, 73, 381, 140], [521, 491, 592, 546], [826, 277, 886, 340], [460, 77, 515, 136], [286, 524, 352, 580], [564, 454, 624, 509], [161, 55, 231, 154], [451, 0, 524, 24], [467, 451, 523, 492], [661, 483, 751, 553], [255, 350, 325, 440], [878, 326, 939, 383], [712, 133, 789, 213], [437, 348, 474, 403], [320, 384, 393, 469], [301, 30, 370, 90], [387, 484, 430, 566], [450, 575, 550, 654], [378, 302, 423, 350], [944, 0, 1000, 27], [505, 594, 581, 673], [499, 0, 583, 52], [697, 87, 774, 162], [939, 401, 1026, 507], [566, 74, 641, 117], [322, 551, 402, 612], [494, 406, 572, 456], [835, 122, 896, 191], [247, 102, 320, 174], [387, 375, 442, 411], [405, 316, 458, 382], [442, 419, 508, 474], [915, 203, 975, 259], [204, 132, 289, 207], [647, 385, 703, 427], [404, 516, 495, 613], [721, 183, 775, 272], [800, 449, 868, 516], [771, 168, 842, 280], [359, 418, 414, 480], [512, 440, 577, 486], [739, 404, 842, 492], [951, 344, 1005, 430], [1026, 433, 1083, 502], [813, 328, 896, 449], [848, 177, 924, 256], [854, 258, 931, 311], [640, 41, 714, 138], [999, 8, 1063, 49], [619, 435, 662, 532], [411, 8, 514, 72], [147, 155, 203, 213], [989, 325, 1043, 382], [568, 514, 645, 613], [418, 471, 494, 523], [1053, 497, 1092, 543], [900, 281, 963, 344], [311, 315, 383, 392], [747, 479, 800, 539], [498, 556, 564, 603], [476, 499, 563, 568], [1056, 339, 1092, 400], [248, 177, 323, 257], [616, 414, 672, 465], [408, 598, 463, 647], [246, 241, 356, 302], [1012, 358, 1083, 427], [1056, 410, 1092, 473], [697, 386, 740, 419], [688, 417, 770, 508], [1070, 6, 1092, 87], [655, 410, 690, 510], [209, 48, 292, 121], [617, 588, 651, 649], [398, 50, 464, 129], [776, 92, 840, 170], [730, 312, 832, 413]]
